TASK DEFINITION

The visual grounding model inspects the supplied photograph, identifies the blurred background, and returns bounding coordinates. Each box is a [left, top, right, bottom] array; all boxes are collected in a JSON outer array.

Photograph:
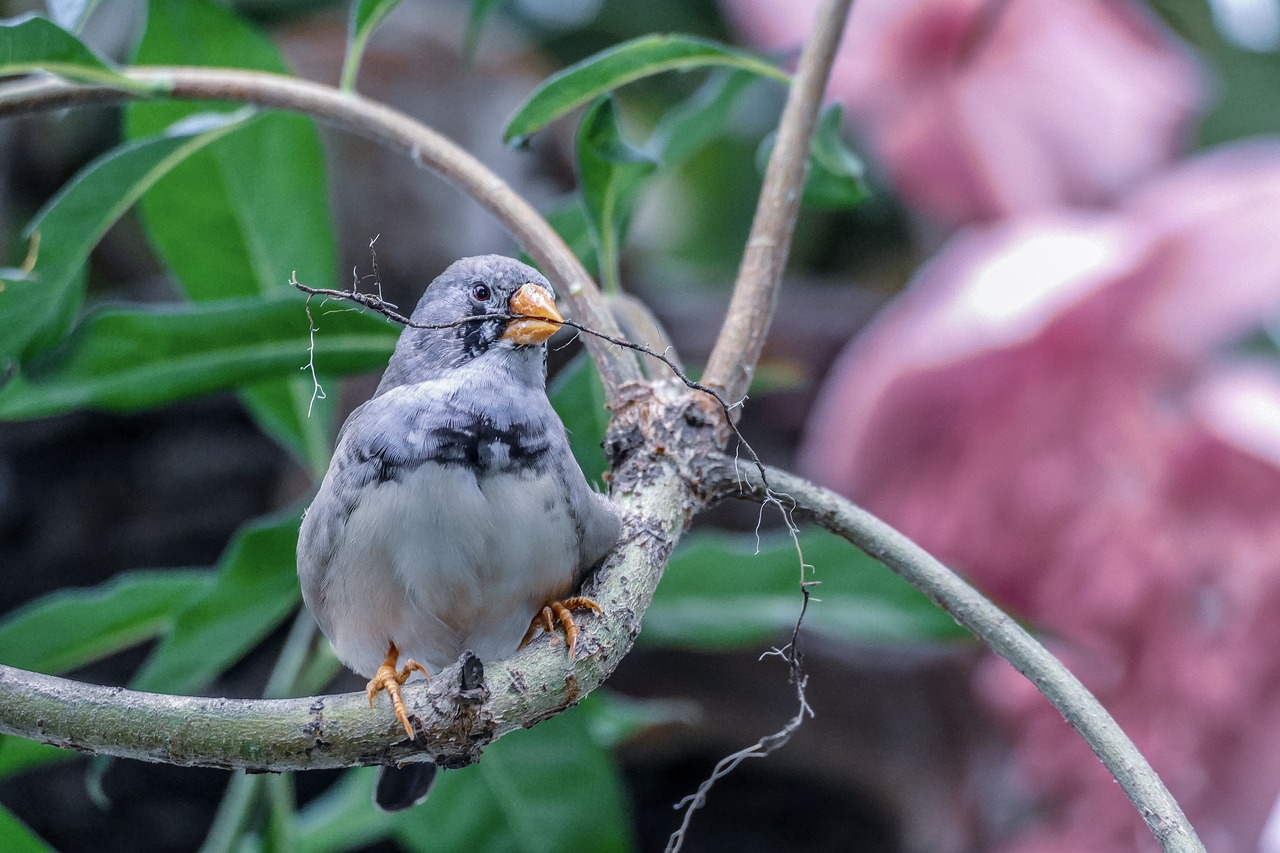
[[1, 0, 1279, 850]]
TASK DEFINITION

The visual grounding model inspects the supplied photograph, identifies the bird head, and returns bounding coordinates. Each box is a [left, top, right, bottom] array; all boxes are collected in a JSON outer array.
[[377, 255, 564, 392]]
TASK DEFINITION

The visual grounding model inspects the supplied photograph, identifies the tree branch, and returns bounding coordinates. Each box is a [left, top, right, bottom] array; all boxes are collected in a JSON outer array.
[[0, 68, 642, 394], [713, 463, 1206, 853], [701, 0, 853, 405], [0, 382, 707, 772], [0, 367, 1207, 852]]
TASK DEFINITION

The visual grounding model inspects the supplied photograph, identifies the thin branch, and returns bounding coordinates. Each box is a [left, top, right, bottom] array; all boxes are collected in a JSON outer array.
[[702, 0, 854, 407], [0, 437, 697, 771], [294, 277, 514, 330], [718, 464, 1206, 853], [0, 68, 641, 394], [301, 294, 327, 417], [666, 602, 814, 853], [290, 276, 761, 470], [291, 276, 789, 516], [666, 440, 818, 850]]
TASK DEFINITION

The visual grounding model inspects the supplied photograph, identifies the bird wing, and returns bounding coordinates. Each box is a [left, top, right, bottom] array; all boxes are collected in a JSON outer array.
[[296, 385, 455, 645]]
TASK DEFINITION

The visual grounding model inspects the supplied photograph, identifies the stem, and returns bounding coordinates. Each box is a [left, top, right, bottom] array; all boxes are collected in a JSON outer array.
[[726, 464, 1205, 853], [0, 68, 641, 394], [701, 0, 854, 405], [263, 608, 320, 700], [264, 773, 297, 852], [199, 774, 263, 853]]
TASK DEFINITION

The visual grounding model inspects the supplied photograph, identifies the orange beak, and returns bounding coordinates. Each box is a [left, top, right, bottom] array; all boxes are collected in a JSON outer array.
[[501, 282, 563, 345]]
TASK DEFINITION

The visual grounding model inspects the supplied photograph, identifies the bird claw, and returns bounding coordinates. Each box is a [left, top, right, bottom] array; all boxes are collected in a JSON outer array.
[[519, 596, 602, 658], [366, 642, 429, 741]]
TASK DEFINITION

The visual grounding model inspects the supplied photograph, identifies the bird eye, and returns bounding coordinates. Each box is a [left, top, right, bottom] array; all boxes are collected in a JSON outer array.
[[470, 282, 491, 302]]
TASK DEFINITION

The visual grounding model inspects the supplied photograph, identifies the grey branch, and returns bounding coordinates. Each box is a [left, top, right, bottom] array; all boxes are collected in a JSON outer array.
[[701, 0, 854, 405], [715, 463, 1206, 853], [0, 384, 702, 772], [0, 68, 641, 394]]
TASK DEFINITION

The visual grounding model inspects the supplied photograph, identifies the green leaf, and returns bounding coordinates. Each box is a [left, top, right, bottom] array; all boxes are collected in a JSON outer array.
[[652, 68, 759, 168], [298, 704, 634, 853], [341, 0, 401, 92], [577, 690, 697, 749], [0, 803, 54, 853], [0, 570, 211, 674], [503, 33, 788, 145], [0, 14, 156, 93], [263, 773, 299, 853], [130, 511, 303, 696], [0, 110, 252, 369], [404, 705, 633, 853], [748, 358, 808, 395], [464, 0, 502, 62], [0, 294, 397, 420], [0, 737, 75, 779], [576, 96, 656, 293], [1239, 325, 1280, 356], [239, 375, 338, 479], [758, 104, 868, 210], [521, 199, 598, 276], [643, 529, 970, 650], [294, 769, 395, 853], [548, 351, 609, 489], [128, 0, 340, 477]]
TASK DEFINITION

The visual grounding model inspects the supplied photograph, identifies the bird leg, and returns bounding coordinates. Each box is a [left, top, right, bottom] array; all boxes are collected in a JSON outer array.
[[366, 641, 429, 741], [519, 596, 603, 658]]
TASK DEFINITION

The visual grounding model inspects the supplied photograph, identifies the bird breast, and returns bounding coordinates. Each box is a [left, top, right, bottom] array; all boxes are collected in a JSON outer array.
[[323, 459, 586, 674]]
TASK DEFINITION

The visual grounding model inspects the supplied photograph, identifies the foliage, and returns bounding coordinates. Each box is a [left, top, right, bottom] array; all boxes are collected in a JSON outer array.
[[0, 3, 887, 852], [126, 0, 342, 476], [0, 13, 152, 91], [501, 32, 790, 146], [342, 0, 403, 91]]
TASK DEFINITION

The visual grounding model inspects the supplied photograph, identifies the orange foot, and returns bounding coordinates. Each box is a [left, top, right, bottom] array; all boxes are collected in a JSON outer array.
[[366, 641, 429, 741], [519, 596, 603, 658]]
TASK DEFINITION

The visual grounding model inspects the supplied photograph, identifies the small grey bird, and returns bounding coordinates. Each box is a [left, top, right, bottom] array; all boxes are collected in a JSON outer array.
[[297, 255, 621, 810]]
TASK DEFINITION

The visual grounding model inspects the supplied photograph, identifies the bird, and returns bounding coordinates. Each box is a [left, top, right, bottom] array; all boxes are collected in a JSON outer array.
[[296, 255, 622, 810]]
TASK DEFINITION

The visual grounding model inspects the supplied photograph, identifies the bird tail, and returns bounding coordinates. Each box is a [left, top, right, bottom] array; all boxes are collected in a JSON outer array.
[[374, 762, 438, 811]]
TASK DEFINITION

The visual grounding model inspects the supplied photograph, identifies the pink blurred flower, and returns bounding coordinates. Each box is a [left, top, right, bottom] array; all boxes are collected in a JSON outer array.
[[798, 142, 1280, 850], [722, 0, 1205, 225]]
